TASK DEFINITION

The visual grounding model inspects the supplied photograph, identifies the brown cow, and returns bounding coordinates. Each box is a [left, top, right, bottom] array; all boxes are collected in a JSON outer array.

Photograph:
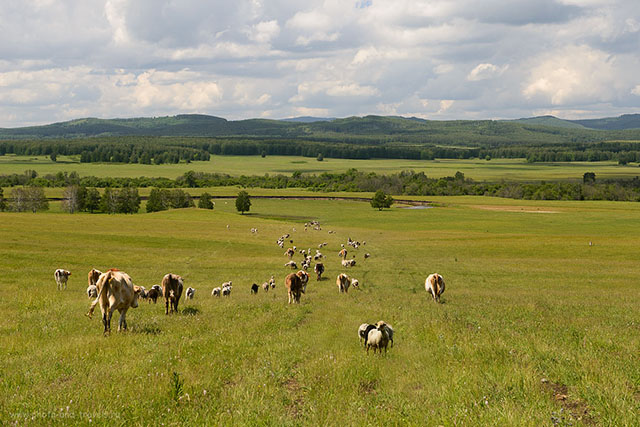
[[336, 273, 350, 293], [285, 272, 303, 304], [162, 273, 184, 314], [146, 288, 159, 303], [86, 269, 142, 335]]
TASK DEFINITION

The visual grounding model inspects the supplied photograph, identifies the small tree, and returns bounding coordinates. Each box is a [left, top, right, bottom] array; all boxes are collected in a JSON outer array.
[[169, 189, 194, 209], [317, 153, 324, 162], [261, 150, 267, 158], [583, 172, 596, 184], [235, 190, 251, 214], [198, 192, 214, 209], [147, 188, 169, 213], [117, 187, 140, 214], [85, 188, 101, 213], [370, 189, 393, 211], [50, 152, 57, 162], [0, 188, 6, 211], [62, 185, 86, 213], [11, 186, 49, 213], [100, 187, 118, 214]]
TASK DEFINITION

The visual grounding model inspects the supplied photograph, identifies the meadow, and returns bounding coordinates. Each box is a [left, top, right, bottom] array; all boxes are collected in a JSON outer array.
[[2, 154, 640, 181], [1, 194, 639, 425]]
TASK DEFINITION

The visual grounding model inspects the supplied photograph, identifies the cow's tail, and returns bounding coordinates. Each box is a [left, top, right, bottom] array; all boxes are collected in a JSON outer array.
[[86, 271, 111, 318]]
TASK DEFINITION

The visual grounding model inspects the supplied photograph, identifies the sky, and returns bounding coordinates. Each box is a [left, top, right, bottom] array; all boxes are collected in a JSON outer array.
[[1, 0, 640, 127]]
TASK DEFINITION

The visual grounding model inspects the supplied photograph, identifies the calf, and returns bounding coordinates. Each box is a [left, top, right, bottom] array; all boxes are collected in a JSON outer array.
[[336, 273, 350, 293], [146, 288, 159, 303], [54, 269, 71, 290]]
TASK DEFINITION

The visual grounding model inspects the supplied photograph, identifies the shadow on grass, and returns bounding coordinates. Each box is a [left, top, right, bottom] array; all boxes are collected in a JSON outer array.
[[182, 306, 200, 316], [134, 324, 162, 335]]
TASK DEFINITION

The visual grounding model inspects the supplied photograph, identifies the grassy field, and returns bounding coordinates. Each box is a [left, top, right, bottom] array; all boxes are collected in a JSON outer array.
[[2, 154, 640, 181], [1, 194, 639, 425]]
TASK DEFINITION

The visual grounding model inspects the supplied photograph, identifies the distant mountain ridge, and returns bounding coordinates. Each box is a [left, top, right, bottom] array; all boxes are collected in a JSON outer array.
[[1, 112, 640, 140]]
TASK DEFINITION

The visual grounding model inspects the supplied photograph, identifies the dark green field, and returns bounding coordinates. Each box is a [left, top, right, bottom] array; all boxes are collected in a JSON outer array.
[[2, 195, 639, 425]]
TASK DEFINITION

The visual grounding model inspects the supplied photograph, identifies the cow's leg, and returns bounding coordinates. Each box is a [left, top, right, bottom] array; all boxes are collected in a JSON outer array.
[[165, 298, 169, 315], [118, 309, 128, 331]]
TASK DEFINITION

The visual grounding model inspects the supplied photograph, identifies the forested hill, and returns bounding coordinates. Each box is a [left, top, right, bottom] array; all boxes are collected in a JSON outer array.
[[2, 113, 640, 144]]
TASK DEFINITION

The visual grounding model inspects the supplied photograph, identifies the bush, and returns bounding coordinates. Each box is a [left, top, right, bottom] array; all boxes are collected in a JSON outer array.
[[198, 192, 214, 209]]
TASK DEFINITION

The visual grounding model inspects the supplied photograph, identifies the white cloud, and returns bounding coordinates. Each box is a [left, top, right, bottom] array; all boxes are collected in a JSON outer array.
[[467, 63, 508, 81]]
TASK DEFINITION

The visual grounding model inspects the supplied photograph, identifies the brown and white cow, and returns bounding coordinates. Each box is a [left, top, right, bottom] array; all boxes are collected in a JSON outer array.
[[86, 269, 142, 335], [314, 262, 325, 281], [285, 272, 303, 304], [425, 273, 445, 302], [296, 270, 309, 294], [162, 273, 184, 315], [54, 269, 71, 290], [336, 273, 350, 293]]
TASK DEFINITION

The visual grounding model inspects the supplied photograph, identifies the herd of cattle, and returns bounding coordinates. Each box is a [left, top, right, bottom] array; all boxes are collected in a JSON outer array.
[[53, 224, 446, 353]]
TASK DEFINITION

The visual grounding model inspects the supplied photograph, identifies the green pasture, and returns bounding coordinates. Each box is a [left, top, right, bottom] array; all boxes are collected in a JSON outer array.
[[2, 154, 640, 181], [1, 196, 640, 425]]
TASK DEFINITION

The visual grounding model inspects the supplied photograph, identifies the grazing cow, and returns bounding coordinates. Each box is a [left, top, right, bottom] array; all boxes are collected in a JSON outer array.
[[211, 287, 222, 297], [147, 288, 159, 303], [425, 273, 445, 302], [87, 268, 102, 287], [285, 272, 303, 304], [162, 273, 184, 315], [186, 287, 196, 300], [251, 283, 259, 294], [338, 248, 347, 259], [314, 262, 325, 280], [54, 269, 71, 290], [296, 270, 309, 294], [87, 285, 98, 298], [336, 273, 350, 293], [86, 269, 143, 335]]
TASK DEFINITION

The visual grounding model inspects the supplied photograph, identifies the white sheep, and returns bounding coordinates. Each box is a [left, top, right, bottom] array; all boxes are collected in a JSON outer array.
[[211, 287, 222, 297], [186, 287, 196, 300], [284, 261, 298, 269], [87, 284, 98, 298], [366, 321, 390, 354]]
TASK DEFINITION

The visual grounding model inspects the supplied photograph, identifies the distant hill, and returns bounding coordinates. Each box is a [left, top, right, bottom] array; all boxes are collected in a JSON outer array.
[[506, 115, 586, 129], [2, 113, 640, 145], [570, 114, 640, 130], [279, 116, 336, 123], [510, 114, 640, 130]]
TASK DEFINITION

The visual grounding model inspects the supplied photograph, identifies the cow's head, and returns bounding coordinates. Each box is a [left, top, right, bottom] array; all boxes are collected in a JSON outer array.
[[131, 285, 143, 308]]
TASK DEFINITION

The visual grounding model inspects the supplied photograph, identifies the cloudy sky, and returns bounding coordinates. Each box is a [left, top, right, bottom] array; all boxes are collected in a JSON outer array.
[[1, 0, 640, 127]]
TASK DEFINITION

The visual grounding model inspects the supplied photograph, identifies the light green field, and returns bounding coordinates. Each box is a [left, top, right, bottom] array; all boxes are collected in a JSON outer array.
[[2, 154, 640, 181], [2, 195, 639, 425]]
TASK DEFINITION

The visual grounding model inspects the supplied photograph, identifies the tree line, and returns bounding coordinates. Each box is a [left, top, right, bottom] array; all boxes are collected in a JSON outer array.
[[5, 135, 640, 163]]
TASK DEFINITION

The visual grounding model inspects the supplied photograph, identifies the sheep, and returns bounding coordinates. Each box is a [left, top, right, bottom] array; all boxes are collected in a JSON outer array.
[[358, 323, 376, 346], [211, 287, 222, 297], [222, 285, 232, 297], [337, 273, 350, 293], [284, 261, 298, 269], [250, 283, 259, 294], [185, 287, 196, 300], [364, 253, 370, 259], [285, 248, 295, 258], [87, 284, 98, 298], [262, 282, 270, 292], [376, 321, 394, 347], [366, 321, 390, 354], [425, 273, 445, 302], [350, 278, 359, 289], [151, 284, 162, 294], [341, 259, 356, 268], [269, 275, 276, 289]]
